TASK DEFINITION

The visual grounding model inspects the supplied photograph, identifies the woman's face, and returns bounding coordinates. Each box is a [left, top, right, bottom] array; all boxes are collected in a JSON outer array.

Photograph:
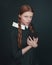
[[19, 11, 33, 26]]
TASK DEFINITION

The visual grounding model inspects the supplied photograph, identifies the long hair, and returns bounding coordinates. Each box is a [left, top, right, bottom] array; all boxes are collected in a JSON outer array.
[[17, 4, 35, 48]]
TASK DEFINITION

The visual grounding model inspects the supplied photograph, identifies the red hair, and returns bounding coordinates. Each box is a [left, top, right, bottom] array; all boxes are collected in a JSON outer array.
[[17, 5, 35, 48], [18, 4, 34, 15]]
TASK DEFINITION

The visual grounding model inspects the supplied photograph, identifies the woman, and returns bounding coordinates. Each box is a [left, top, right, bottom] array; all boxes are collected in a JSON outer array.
[[10, 4, 38, 65]]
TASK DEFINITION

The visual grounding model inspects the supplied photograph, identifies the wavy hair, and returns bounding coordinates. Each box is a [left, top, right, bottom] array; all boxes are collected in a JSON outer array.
[[17, 5, 36, 48]]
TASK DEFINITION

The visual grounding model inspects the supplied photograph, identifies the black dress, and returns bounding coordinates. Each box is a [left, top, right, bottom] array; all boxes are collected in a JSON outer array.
[[10, 24, 38, 65]]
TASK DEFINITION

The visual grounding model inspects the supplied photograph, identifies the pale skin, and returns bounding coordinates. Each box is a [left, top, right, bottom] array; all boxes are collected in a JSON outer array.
[[18, 11, 38, 55]]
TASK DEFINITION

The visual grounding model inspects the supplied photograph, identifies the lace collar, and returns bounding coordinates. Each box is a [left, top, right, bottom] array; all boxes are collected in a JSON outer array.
[[12, 22, 28, 30]]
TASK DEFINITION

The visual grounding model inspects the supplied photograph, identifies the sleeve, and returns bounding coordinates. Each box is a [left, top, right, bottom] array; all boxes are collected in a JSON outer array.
[[11, 27, 22, 60]]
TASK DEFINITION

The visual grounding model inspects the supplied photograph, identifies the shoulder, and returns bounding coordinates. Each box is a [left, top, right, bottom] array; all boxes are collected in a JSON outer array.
[[10, 22, 18, 36], [11, 22, 18, 31]]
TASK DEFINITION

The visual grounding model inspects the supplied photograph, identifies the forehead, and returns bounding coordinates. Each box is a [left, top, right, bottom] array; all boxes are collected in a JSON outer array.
[[21, 11, 33, 16]]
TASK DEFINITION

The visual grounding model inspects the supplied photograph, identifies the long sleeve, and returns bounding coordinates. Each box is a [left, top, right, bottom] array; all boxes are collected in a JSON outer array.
[[11, 27, 22, 60]]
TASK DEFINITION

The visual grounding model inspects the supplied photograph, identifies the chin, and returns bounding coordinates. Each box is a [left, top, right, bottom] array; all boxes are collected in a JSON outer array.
[[26, 23, 30, 25]]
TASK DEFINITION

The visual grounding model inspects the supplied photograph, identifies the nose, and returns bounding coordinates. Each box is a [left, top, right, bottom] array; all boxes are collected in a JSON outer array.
[[28, 17, 32, 21]]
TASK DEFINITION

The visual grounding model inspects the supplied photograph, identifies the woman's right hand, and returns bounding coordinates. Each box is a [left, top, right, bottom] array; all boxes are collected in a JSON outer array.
[[27, 36, 38, 48]]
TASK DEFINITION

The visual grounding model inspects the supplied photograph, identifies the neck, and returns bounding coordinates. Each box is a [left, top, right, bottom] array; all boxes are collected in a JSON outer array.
[[20, 23, 29, 27]]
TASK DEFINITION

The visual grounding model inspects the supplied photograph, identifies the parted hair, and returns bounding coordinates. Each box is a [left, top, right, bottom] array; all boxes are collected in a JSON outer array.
[[17, 5, 36, 48]]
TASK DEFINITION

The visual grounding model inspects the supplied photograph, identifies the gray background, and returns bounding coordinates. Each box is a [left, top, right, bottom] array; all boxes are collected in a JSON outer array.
[[0, 0, 52, 65]]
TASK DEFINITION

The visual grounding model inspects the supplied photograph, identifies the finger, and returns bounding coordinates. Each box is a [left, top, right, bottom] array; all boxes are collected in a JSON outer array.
[[37, 37, 38, 41], [29, 36, 32, 41], [33, 37, 36, 41], [27, 38, 31, 44], [36, 37, 38, 42], [27, 38, 30, 42], [27, 40, 32, 46], [33, 37, 35, 41]]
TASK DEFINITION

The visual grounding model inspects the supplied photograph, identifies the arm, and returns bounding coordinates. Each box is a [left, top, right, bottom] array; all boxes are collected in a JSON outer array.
[[22, 45, 32, 55]]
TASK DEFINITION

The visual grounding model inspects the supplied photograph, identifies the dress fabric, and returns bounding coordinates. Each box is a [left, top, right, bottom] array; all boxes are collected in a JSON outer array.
[[10, 25, 37, 65]]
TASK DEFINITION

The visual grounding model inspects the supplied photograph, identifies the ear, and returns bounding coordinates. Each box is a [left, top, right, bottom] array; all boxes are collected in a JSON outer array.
[[18, 14, 21, 18]]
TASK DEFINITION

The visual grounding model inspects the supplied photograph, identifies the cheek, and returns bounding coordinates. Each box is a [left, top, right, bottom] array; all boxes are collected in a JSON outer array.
[[30, 18, 32, 21], [21, 17, 27, 22]]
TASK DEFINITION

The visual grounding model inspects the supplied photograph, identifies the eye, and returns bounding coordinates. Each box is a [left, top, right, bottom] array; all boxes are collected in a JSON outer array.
[[30, 16, 33, 18], [24, 16, 28, 17]]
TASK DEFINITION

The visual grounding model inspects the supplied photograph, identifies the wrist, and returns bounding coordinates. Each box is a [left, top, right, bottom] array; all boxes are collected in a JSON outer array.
[[28, 45, 32, 48]]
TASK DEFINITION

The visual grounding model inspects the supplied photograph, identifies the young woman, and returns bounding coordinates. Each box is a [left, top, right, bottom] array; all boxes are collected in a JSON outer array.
[[10, 4, 38, 65]]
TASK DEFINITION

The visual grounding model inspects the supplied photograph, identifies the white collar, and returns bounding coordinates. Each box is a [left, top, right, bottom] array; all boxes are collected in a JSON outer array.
[[12, 22, 28, 30]]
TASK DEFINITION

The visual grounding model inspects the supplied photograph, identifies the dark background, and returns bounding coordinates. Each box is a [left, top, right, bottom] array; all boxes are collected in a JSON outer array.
[[0, 0, 52, 65]]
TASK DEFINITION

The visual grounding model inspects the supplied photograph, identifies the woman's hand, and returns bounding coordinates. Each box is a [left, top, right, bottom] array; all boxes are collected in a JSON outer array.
[[27, 36, 38, 48]]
